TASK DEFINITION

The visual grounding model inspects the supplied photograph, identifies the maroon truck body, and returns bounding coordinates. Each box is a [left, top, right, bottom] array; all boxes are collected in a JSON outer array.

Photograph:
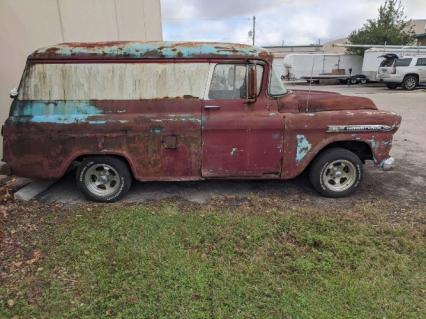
[[3, 42, 401, 197]]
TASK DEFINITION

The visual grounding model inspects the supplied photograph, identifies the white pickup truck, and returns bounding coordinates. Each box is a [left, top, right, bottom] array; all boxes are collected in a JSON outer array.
[[378, 55, 426, 90]]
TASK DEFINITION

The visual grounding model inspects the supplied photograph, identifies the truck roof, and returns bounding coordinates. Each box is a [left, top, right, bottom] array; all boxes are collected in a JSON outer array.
[[365, 47, 426, 53], [28, 41, 270, 61], [399, 55, 426, 58]]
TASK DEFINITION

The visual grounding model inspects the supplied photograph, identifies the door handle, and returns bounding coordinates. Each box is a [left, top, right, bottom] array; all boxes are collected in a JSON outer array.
[[204, 105, 221, 110], [204, 105, 221, 109]]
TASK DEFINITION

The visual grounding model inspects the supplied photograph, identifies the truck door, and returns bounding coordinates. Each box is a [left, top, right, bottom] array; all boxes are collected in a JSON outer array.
[[201, 63, 283, 178], [416, 57, 426, 82]]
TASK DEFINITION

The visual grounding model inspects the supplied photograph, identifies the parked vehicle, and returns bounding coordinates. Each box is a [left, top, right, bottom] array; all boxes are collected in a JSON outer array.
[[362, 48, 426, 81], [3, 42, 401, 202], [347, 74, 368, 85], [378, 55, 426, 90], [282, 53, 363, 80]]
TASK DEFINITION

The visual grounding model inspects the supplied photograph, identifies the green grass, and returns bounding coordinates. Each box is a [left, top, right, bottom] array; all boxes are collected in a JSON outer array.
[[1, 202, 425, 318]]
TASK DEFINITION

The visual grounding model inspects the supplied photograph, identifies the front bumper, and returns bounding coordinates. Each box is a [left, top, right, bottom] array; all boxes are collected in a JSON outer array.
[[381, 157, 396, 171]]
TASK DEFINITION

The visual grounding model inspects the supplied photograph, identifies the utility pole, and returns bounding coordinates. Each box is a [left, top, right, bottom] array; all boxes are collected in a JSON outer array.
[[252, 16, 256, 46]]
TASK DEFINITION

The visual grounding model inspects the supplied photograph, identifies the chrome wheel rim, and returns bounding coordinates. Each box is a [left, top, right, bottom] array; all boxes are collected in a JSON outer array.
[[84, 164, 121, 197], [405, 77, 416, 89], [322, 160, 357, 192]]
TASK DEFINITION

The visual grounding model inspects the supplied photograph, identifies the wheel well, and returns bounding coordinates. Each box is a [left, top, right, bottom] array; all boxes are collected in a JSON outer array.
[[404, 73, 419, 81], [319, 141, 373, 162], [72, 154, 134, 177]]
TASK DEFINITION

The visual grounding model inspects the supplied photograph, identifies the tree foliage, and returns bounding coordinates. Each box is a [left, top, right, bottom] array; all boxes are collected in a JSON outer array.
[[347, 0, 416, 55]]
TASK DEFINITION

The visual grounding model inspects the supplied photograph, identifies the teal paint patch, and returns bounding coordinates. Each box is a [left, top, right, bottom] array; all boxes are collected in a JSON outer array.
[[150, 128, 162, 135], [32, 42, 267, 60], [296, 135, 312, 162], [11, 101, 103, 124], [366, 139, 377, 150], [88, 120, 107, 125], [365, 139, 379, 163]]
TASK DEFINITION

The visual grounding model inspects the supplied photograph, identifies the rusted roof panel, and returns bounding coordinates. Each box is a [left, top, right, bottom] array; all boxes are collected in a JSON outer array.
[[29, 41, 270, 61]]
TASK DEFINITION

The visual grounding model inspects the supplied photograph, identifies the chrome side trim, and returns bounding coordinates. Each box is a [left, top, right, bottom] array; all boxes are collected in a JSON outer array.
[[204, 105, 222, 109], [326, 125, 393, 133]]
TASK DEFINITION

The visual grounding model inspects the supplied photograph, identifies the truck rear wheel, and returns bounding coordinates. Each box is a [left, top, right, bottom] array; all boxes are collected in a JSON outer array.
[[349, 77, 358, 85], [309, 148, 363, 198], [76, 156, 132, 202], [402, 75, 418, 90]]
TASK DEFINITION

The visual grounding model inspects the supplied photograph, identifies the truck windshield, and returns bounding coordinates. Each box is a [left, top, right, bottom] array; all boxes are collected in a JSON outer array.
[[269, 62, 287, 96]]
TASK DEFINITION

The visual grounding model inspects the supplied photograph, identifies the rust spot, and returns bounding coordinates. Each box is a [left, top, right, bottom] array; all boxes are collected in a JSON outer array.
[[163, 135, 178, 149], [28, 41, 272, 62]]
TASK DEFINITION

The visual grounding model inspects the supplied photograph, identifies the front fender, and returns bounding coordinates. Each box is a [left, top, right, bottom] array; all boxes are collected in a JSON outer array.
[[281, 110, 401, 179]]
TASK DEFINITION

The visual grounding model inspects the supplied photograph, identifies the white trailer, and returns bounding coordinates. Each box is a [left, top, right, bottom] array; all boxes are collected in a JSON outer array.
[[282, 53, 363, 80], [362, 48, 426, 81]]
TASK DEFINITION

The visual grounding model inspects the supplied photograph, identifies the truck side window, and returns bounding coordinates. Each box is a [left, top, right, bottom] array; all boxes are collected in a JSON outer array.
[[18, 63, 211, 101], [256, 65, 264, 95], [395, 58, 412, 67], [209, 64, 247, 100], [416, 58, 426, 66]]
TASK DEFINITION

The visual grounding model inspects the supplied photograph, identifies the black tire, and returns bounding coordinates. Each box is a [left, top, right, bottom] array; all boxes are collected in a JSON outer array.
[[309, 148, 363, 198], [360, 78, 368, 84], [402, 75, 418, 90], [349, 77, 358, 85], [386, 83, 399, 90], [76, 156, 132, 202]]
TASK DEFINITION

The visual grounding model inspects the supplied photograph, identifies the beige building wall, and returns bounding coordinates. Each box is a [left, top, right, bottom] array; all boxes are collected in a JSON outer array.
[[0, 0, 162, 156]]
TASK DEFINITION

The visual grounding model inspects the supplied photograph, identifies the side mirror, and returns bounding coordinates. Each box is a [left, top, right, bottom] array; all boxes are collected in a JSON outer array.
[[247, 65, 257, 101], [9, 88, 18, 99]]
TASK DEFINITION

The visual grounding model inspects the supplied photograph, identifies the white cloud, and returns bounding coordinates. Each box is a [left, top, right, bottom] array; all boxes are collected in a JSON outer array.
[[161, 0, 426, 45]]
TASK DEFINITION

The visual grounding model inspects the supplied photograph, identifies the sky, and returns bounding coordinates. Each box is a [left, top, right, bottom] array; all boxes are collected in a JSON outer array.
[[161, 0, 426, 46]]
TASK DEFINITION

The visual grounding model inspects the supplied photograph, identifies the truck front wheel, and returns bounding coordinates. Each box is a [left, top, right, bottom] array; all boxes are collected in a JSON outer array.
[[309, 148, 363, 198], [76, 156, 132, 202]]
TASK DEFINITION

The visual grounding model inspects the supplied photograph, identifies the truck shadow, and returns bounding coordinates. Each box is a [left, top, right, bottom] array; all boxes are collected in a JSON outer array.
[[37, 163, 423, 205], [37, 171, 313, 205]]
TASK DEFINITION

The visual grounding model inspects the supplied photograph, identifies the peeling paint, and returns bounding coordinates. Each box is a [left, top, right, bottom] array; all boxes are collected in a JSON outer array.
[[20, 63, 211, 100], [296, 135, 312, 162], [150, 128, 162, 135], [11, 101, 103, 124], [272, 133, 281, 140], [366, 139, 377, 150], [31, 41, 269, 61], [151, 117, 202, 124], [88, 120, 107, 125]]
